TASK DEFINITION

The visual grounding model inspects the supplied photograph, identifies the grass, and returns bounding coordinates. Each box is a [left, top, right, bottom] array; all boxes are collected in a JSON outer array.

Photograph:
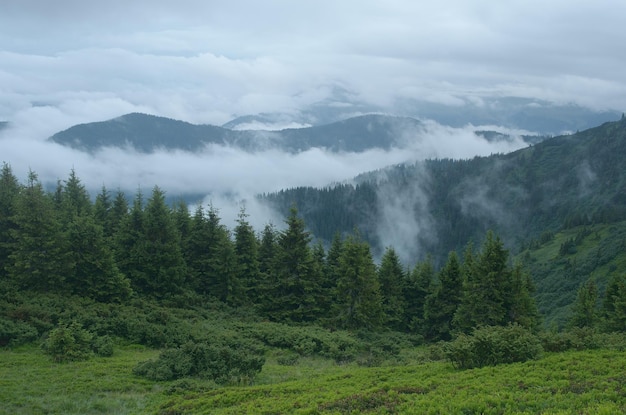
[[0, 344, 164, 415], [2, 343, 625, 415]]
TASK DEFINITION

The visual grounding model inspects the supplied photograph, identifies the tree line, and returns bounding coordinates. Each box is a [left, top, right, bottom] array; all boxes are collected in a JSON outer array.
[[1, 164, 623, 339]]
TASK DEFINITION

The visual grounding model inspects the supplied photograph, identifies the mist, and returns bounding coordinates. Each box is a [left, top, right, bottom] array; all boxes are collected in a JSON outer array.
[[0, 112, 533, 234]]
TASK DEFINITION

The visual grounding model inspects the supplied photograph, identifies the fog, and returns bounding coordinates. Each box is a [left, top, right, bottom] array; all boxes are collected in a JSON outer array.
[[0, 112, 532, 230]]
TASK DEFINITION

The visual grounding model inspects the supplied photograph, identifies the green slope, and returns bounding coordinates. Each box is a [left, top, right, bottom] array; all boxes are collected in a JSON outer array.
[[519, 222, 626, 327]]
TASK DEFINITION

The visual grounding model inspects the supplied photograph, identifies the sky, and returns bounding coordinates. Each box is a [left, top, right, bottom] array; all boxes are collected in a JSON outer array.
[[1, 0, 625, 227]]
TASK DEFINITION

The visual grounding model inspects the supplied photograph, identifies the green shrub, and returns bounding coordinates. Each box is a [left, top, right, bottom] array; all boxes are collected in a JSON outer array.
[[91, 334, 114, 357], [0, 318, 39, 347], [445, 324, 543, 369], [42, 321, 94, 362], [134, 339, 265, 384]]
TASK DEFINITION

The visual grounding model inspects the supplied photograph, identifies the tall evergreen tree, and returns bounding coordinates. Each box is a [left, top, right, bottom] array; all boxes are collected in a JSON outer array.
[[93, 185, 112, 236], [333, 231, 383, 330], [59, 169, 92, 223], [602, 274, 626, 332], [377, 246, 406, 330], [233, 207, 261, 304], [141, 186, 186, 298], [0, 163, 20, 280], [257, 223, 278, 311], [453, 231, 509, 332], [506, 261, 540, 330], [423, 251, 463, 341], [403, 256, 434, 333], [109, 190, 129, 239], [267, 206, 318, 322], [65, 214, 131, 301], [568, 279, 599, 329], [8, 171, 69, 291], [115, 189, 149, 294]]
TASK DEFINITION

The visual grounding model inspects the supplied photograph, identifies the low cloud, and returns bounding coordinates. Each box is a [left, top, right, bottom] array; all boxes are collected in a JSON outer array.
[[0, 112, 532, 232]]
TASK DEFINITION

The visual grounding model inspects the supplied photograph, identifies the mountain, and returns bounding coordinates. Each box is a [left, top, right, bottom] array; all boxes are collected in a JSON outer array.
[[222, 89, 621, 135], [49, 112, 539, 154], [261, 116, 626, 325]]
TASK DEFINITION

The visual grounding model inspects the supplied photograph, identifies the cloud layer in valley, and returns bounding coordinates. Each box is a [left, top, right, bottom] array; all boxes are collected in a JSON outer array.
[[2, 0, 625, 231]]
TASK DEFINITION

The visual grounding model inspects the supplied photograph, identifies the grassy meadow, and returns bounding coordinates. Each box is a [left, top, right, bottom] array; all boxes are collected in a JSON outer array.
[[2, 343, 625, 415]]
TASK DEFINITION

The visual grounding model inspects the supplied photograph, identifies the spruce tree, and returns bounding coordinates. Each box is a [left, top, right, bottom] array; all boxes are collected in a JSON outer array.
[[454, 231, 509, 332], [141, 186, 186, 298], [423, 251, 463, 341], [377, 246, 406, 330], [65, 214, 131, 301], [568, 279, 599, 329], [0, 163, 20, 281], [334, 231, 383, 330], [233, 207, 261, 304], [403, 256, 434, 333], [268, 206, 318, 322], [602, 274, 626, 332], [115, 189, 150, 294], [8, 171, 70, 291]]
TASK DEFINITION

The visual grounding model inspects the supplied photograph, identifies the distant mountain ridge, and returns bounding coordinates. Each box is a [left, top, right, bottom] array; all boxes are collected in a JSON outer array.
[[49, 112, 538, 154]]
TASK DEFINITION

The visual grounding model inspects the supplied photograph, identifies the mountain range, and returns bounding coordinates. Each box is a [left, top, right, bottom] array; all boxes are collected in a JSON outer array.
[[49, 112, 541, 154]]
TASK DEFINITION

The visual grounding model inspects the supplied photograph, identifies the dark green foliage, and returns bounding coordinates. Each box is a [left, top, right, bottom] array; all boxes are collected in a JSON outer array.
[[247, 323, 360, 362], [377, 247, 406, 330], [334, 231, 383, 330], [602, 274, 626, 332], [423, 251, 463, 341], [133, 339, 265, 384], [0, 317, 39, 347], [0, 163, 19, 280], [141, 186, 186, 297], [568, 279, 599, 329], [266, 206, 319, 322], [233, 208, 260, 304], [42, 321, 94, 362], [445, 324, 543, 369], [403, 256, 434, 333], [7, 171, 70, 291], [65, 214, 131, 302]]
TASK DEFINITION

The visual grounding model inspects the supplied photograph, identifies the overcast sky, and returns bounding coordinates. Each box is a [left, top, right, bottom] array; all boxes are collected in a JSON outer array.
[[1, 1, 625, 227]]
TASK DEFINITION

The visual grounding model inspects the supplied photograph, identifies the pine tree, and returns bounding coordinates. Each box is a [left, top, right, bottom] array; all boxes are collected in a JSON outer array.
[[234, 207, 261, 304], [93, 185, 112, 236], [403, 256, 434, 333], [141, 186, 186, 298], [257, 223, 278, 311], [8, 171, 70, 291], [454, 231, 509, 332], [109, 190, 129, 239], [423, 251, 463, 341], [115, 189, 150, 294], [65, 214, 131, 301], [602, 274, 626, 332], [0, 163, 20, 281], [59, 169, 92, 224], [333, 231, 383, 330], [568, 279, 599, 329], [377, 247, 406, 330], [506, 261, 540, 330], [268, 206, 318, 322]]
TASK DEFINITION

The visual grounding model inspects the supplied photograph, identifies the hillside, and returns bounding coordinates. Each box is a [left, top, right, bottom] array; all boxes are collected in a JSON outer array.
[[48, 112, 536, 154], [263, 116, 626, 256]]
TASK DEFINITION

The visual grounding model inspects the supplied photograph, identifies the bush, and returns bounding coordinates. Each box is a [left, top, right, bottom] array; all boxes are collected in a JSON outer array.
[[42, 322, 94, 362], [0, 318, 39, 347], [445, 324, 543, 369], [134, 339, 266, 384]]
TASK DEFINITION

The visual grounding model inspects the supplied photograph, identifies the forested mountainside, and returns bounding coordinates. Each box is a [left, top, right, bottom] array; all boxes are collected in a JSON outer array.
[[262, 116, 626, 262], [48, 112, 536, 154]]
